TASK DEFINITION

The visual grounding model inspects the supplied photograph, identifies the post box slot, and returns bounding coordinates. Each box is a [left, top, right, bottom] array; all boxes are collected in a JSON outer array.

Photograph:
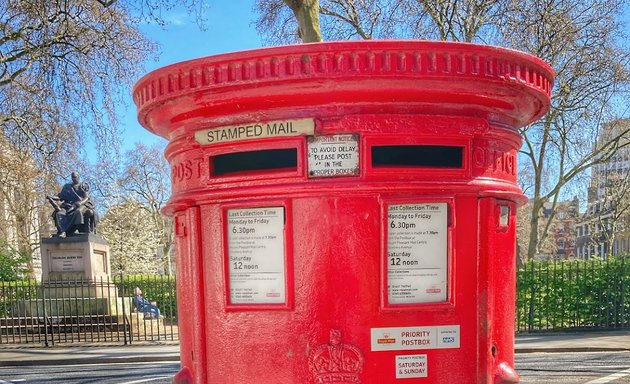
[[371, 145, 463, 168], [212, 148, 298, 176]]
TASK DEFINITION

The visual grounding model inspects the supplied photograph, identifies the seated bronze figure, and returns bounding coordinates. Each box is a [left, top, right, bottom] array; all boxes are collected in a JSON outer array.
[[47, 172, 98, 237]]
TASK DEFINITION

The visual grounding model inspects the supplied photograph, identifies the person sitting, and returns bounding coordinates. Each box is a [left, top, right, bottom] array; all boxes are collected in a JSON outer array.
[[132, 287, 162, 319], [47, 171, 98, 237]]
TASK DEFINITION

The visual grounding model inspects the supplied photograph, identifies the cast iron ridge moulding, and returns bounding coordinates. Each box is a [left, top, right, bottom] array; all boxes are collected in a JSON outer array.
[[133, 40, 554, 135]]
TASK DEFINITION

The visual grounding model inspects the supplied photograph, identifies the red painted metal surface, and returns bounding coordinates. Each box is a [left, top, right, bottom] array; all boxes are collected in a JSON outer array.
[[134, 41, 553, 384]]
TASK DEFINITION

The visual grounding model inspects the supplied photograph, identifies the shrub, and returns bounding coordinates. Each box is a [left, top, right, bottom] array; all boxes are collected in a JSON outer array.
[[516, 255, 630, 332]]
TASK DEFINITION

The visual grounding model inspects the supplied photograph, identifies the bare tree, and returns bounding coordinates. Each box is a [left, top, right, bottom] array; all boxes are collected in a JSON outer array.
[[0, 0, 208, 176], [504, 0, 630, 260], [99, 198, 163, 274], [255, 0, 408, 44], [84, 141, 171, 275], [0, 0, 147, 277], [94, 0, 207, 27], [255, 0, 630, 261], [255, 0, 505, 44], [282, 0, 322, 42], [119, 142, 173, 274], [0, 0, 209, 275], [410, 0, 507, 42], [0, 1, 158, 176]]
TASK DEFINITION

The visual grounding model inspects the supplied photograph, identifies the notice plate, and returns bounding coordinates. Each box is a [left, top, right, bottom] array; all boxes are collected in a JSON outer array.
[[195, 118, 314, 145], [307, 134, 359, 178], [227, 207, 286, 304], [387, 203, 448, 304], [371, 325, 460, 352], [396, 354, 428, 379]]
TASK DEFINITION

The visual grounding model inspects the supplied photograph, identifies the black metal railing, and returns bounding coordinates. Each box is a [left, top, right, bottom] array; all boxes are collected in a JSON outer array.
[[3, 258, 628, 345], [0, 275, 178, 346], [516, 256, 629, 333]]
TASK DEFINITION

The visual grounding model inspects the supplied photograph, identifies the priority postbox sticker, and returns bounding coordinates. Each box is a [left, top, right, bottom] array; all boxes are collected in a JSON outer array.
[[371, 325, 460, 351], [307, 134, 359, 177]]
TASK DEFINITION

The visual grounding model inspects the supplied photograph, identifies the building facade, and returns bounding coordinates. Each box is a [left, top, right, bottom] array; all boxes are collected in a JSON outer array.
[[576, 119, 630, 259], [0, 134, 42, 278], [532, 198, 580, 260]]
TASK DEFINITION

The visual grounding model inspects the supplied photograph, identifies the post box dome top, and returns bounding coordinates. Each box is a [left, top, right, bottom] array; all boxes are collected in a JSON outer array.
[[133, 40, 553, 139]]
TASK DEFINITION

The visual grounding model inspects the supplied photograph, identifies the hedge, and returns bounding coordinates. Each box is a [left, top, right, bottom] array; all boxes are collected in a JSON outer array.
[[516, 255, 630, 332], [0, 275, 177, 320], [3, 256, 629, 333]]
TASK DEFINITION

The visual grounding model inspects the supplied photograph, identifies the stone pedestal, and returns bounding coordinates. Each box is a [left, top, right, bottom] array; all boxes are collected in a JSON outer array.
[[41, 234, 111, 281], [40, 234, 116, 299], [11, 234, 133, 338]]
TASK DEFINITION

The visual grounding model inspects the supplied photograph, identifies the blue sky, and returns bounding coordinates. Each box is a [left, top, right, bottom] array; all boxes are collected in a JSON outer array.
[[118, 1, 630, 155], [119, 0, 264, 152]]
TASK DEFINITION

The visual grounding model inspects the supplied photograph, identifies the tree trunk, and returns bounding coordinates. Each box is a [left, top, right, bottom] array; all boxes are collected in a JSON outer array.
[[527, 204, 540, 260], [606, 229, 614, 258], [283, 0, 323, 43], [163, 242, 173, 275]]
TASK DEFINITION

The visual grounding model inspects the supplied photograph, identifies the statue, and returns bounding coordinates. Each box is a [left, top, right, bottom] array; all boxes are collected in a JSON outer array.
[[47, 172, 98, 237]]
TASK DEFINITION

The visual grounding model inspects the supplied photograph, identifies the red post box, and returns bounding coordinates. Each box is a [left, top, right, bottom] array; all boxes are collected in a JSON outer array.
[[133, 41, 553, 384]]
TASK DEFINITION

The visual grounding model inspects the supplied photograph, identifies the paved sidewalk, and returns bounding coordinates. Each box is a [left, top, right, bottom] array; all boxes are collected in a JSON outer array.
[[0, 331, 628, 366], [0, 343, 180, 366], [515, 330, 630, 353]]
